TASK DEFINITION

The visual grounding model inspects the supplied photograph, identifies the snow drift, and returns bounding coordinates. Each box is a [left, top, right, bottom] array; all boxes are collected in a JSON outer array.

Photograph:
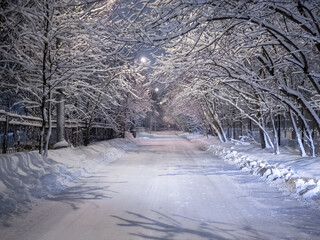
[[184, 133, 320, 206], [0, 136, 135, 216]]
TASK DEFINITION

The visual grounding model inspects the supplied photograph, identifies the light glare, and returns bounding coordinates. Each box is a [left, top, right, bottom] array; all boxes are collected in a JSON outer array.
[[140, 57, 147, 63]]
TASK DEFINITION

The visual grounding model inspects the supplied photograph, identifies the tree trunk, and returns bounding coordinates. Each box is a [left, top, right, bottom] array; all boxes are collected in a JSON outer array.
[[262, 118, 273, 149], [39, 96, 47, 154], [277, 114, 281, 146], [84, 120, 92, 146], [44, 89, 52, 157], [259, 127, 266, 149], [270, 111, 280, 154], [204, 99, 227, 142], [290, 110, 307, 157], [39, 0, 50, 155], [257, 111, 266, 149]]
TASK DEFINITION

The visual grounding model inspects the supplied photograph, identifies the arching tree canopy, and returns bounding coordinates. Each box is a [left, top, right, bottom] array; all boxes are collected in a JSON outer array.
[[1, 0, 320, 156]]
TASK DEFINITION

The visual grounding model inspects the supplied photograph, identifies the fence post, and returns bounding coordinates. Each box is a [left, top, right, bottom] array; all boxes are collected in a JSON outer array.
[[3, 114, 9, 154]]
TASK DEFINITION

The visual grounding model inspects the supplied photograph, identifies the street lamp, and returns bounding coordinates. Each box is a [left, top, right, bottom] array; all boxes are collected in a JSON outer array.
[[140, 56, 147, 63]]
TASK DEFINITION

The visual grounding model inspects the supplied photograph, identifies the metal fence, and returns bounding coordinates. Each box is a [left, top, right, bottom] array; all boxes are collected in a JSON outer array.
[[221, 116, 320, 155], [0, 110, 116, 154]]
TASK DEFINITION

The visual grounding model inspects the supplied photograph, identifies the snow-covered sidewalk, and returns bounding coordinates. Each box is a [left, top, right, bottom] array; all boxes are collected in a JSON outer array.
[[183, 133, 320, 207], [0, 134, 136, 216]]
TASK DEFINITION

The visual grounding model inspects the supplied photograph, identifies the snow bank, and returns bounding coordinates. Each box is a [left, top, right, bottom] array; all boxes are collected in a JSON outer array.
[[0, 136, 135, 216], [185, 133, 320, 205]]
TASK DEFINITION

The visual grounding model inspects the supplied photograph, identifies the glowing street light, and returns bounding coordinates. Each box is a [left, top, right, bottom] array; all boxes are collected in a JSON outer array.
[[140, 56, 147, 63]]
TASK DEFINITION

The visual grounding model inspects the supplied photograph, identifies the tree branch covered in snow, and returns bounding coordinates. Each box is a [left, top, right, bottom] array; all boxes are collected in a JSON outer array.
[[129, 0, 320, 156], [0, 0, 152, 154]]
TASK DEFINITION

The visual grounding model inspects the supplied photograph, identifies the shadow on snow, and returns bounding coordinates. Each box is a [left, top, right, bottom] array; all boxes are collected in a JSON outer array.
[[111, 210, 264, 240]]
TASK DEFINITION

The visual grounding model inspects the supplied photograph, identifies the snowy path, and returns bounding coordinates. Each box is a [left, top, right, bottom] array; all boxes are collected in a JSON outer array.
[[1, 133, 320, 240]]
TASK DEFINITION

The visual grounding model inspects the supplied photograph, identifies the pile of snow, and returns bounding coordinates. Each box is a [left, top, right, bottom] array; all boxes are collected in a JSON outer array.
[[0, 136, 135, 216], [184, 133, 320, 205]]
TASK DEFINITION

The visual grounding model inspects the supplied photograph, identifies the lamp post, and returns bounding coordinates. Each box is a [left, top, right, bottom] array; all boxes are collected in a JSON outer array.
[[54, 88, 68, 149]]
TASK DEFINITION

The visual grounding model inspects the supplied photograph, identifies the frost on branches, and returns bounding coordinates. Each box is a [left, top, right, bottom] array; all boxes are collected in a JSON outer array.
[[119, 0, 320, 156], [0, 0, 152, 154]]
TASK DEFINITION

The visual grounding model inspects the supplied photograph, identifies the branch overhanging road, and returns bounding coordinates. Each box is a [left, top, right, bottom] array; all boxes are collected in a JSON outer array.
[[2, 132, 320, 240]]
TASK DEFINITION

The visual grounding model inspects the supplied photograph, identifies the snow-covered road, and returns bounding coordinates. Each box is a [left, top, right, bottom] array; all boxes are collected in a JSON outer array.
[[1, 133, 320, 240]]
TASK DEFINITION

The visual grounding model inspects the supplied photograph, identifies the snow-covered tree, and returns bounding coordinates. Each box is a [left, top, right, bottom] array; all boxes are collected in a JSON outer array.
[[122, 0, 320, 156], [0, 0, 151, 154]]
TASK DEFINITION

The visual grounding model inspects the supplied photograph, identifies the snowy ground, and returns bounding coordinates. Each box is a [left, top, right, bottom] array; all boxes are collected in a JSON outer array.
[[0, 133, 136, 217], [0, 132, 320, 239], [183, 133, 320, 207]]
